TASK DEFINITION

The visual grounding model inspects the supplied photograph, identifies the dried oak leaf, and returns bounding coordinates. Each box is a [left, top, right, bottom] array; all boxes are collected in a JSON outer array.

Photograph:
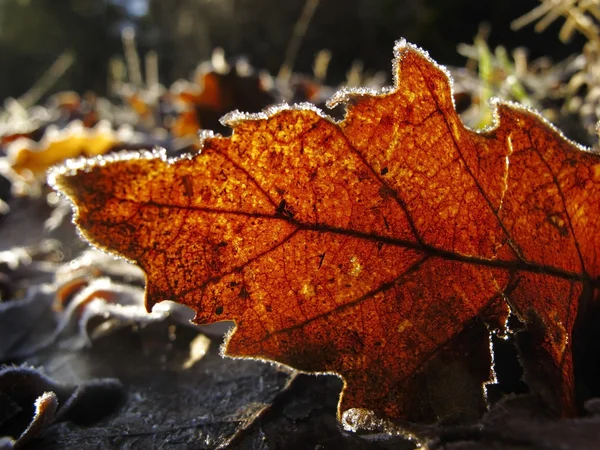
[[50, 40, 600, 426]]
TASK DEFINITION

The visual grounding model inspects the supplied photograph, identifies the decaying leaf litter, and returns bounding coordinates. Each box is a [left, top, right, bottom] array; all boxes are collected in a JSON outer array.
[[6, 1, 596, 448]]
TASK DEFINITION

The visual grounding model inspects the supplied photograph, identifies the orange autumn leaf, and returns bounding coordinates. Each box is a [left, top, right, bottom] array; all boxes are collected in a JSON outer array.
[[8, 122, 130, 177], [50, 40, 600, 426]]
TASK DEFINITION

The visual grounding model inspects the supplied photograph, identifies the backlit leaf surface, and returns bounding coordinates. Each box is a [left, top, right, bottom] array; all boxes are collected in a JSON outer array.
[[50, 40, 600, 425]]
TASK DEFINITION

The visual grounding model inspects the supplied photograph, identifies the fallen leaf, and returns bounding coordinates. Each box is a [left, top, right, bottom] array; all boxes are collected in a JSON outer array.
[[24, 322, 294, 450], [0, 245, 59, 361], [170, 53, 275, 135], [50, 40, 600, 426], [0, 108, 53, 151], [0, 284, 57, 361], [419, 395, 600, 450], [2, 391, 58, 450], [5, 121, 138, 178], [0, 366, 123, 447]]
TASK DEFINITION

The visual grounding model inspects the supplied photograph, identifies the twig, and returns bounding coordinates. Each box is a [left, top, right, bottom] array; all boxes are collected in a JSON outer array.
[[108, 57, 127, 96], [145, 51, 159, 91], [121, 27, 143, 87], [277, 0, 321, 84], [17, 50, 75, 109], [313, 49, 332, 82]]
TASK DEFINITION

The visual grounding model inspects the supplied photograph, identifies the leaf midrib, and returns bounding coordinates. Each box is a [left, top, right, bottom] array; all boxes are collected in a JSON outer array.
[[137, 199, 590, 283]]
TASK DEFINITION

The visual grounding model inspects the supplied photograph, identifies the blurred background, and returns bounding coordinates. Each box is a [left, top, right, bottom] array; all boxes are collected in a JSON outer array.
[[0, 0, 586, 102]]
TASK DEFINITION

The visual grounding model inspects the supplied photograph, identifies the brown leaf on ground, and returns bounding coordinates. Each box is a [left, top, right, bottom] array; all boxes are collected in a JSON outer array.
[[171, 60, 275, 135], [50, 40, 600, 426]]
